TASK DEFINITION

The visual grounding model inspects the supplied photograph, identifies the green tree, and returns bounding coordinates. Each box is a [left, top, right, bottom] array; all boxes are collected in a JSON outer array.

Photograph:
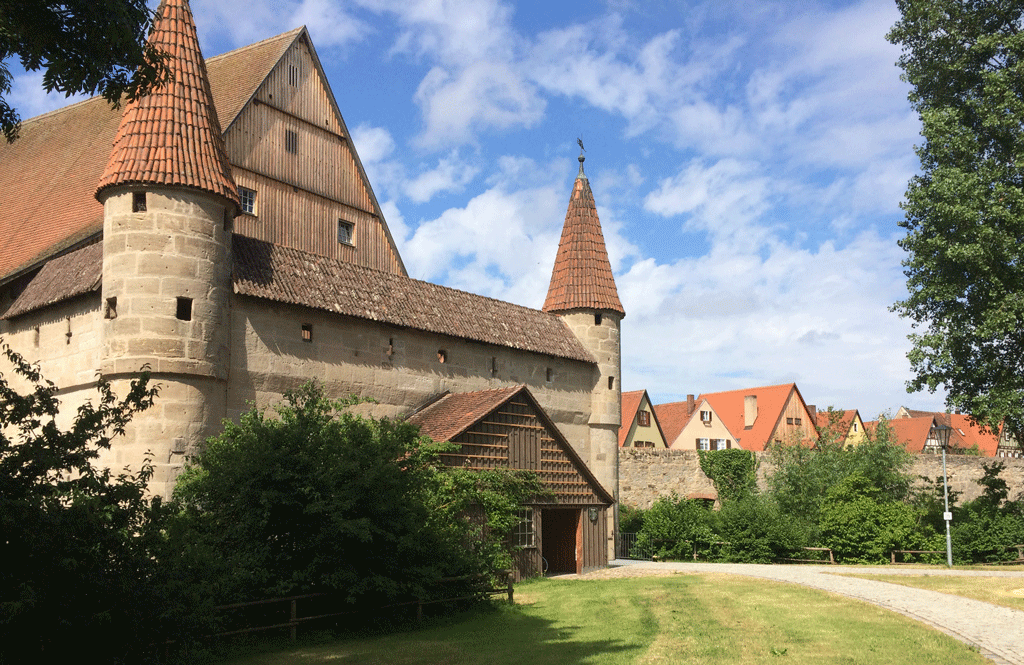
[[636, 494, 713, 560], [0, 342, 166, 663], [0, 0, 168, 142], [171, 382, 542, 610], [888, 1, 1024, 445], [713, 495, 807, 563]]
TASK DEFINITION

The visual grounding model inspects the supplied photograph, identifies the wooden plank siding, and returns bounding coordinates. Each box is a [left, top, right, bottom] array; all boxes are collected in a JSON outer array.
[[224, 38, 404, 275], [440, 397, 606, 506]]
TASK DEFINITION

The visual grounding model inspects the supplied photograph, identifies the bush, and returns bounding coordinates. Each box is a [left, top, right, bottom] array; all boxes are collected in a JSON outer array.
[[713, 495, 807, 563], [698, 448, 757, 503], [637, 494, 713, 560], [618, 504, 645, 533]]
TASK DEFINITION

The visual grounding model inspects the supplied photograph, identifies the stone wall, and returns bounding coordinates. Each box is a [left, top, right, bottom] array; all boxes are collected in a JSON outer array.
[[619, 448, 1024, 509]]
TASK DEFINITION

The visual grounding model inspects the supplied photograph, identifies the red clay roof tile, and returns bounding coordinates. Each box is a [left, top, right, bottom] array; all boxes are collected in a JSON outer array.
[[698, 383, 809, 452], [543, 157, 624, 316], [619, 390, 645, 446], [95, 0, 238, 210]]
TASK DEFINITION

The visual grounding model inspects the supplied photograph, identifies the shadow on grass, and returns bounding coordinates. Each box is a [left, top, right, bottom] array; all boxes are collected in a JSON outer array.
[[209, 599, 643, 665]]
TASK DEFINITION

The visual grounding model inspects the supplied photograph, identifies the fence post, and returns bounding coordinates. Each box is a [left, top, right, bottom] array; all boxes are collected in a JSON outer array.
[[416, 600, 423, 623], [506, 572, 514, 605], [290, 599, 297, 641]]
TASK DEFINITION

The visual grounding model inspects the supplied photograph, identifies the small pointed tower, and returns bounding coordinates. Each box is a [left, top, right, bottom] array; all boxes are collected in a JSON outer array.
[[544, 148, 625, 557], [96, 0, 239, 497]]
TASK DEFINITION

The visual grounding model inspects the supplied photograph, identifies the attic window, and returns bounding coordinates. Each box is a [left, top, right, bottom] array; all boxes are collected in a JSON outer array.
[[337, 220, 354, 245], [302, 324, 313, 342], [239, 187, 256, 215], [638, 411, 650, 427], [104, 297, 117, 320], [289, 64, 298, 86], [700, 410, 712, 423], [176, 297, 192, 321], [787, 417, 794, 425], [285, 130, 298, 154], [133, 191, 147, 212]]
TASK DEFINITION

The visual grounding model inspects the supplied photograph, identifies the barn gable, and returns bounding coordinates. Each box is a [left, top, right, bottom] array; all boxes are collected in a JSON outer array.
[[225, 30, 405, 275], [407, 385, 613, 506]]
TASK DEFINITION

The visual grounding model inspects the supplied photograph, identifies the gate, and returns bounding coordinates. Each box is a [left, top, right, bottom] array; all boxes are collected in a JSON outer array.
[[617, 532, 652, 560]]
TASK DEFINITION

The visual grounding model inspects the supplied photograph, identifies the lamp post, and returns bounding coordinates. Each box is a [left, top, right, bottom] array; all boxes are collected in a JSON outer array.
[[934, 423, 953, 567]]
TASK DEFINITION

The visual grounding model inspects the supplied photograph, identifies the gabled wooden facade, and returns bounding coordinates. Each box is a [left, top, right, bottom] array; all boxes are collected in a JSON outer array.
[[407, 386, 614, 579]]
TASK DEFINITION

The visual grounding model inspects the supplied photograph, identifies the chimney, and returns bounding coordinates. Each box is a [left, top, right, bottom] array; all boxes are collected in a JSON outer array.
[[687, 394, 695, 416], [807, 404, 817, 424], [744, 395, 757, 428]]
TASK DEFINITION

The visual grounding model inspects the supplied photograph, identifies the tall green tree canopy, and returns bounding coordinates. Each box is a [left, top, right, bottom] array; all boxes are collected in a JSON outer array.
[[0, 0, 167, 142], [888, 0, 1024, 444]]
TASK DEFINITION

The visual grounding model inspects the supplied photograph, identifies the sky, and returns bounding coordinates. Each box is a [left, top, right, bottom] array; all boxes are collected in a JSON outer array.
[[6, 0, 946, 419]]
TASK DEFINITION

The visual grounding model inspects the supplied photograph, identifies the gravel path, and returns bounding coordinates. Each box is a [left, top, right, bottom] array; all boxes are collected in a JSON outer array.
[[564, 560, 1024, 665]]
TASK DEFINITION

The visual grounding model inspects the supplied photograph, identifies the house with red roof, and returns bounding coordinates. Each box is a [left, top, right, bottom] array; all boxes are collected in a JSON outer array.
[[692, 383, 818, 452], [654, 394, 738, 450], [816, 408, 867, 447], [0, 0, 626, 564], [619, 389, 668, 448], [893, 409, 1001, 456]]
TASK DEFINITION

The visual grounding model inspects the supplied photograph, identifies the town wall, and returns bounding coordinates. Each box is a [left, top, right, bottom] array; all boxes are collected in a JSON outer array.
[[620, 448, 1024, 509]]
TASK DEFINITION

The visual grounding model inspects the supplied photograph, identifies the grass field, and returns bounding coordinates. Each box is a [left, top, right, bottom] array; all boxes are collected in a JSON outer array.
[[834, 572, 1024, 611], [219, 573, 988, 665]]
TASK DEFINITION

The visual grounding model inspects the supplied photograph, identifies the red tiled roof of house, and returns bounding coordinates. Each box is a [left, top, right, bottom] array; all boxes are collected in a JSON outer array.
[[698, 383, 806, 452], [542, 157, 624, 317], [816, 408, 857, 440], [233, 235, 595, 362], [887, 416, 934, 453], [407, 386, 524, 443], [96, 0, 238, 210], [947, 413, 1000, 455], [653, 400, 697, 446], [0, 23, 295, 282], [619, 390, 645, 446]]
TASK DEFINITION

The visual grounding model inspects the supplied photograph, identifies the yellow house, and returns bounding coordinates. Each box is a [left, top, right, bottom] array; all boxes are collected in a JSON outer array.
[[816, 408, 867, 447], [655, 395, 737, 450], [619, 389, 667, 448]]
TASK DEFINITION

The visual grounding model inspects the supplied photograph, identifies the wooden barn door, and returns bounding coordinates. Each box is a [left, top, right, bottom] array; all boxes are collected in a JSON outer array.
[[541, 508, 581, 574], [508, 427, 539, 470]]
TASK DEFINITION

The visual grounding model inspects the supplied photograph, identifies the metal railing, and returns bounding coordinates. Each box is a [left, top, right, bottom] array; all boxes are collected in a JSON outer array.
[[617, 532, 652, 560]]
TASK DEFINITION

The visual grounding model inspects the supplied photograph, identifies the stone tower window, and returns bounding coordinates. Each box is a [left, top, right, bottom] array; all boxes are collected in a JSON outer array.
[[595, 312, 603, 325], [176, 297, 192, 321], [104, 297, 117, 320], [302, 324, 313, 342], [546, 367, 553, 383], [132, 191, 147, 212], [608, 376, 615, 390]]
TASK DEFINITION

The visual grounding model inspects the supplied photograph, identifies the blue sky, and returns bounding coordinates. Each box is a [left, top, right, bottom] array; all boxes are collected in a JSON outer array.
[[7, 0, 946, 419]]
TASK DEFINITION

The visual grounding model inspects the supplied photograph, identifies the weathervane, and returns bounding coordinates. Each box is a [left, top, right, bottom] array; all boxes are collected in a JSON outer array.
[[577, 138, 586, 177]]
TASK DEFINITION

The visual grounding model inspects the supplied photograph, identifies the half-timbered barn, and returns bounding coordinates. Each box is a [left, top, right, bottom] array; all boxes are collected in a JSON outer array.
[[0, 0, 625, 558], [407, 386, 614, 578]]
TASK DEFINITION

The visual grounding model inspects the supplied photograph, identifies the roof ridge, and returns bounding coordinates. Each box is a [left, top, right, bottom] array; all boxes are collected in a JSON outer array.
[[204, 26, 304, 64]]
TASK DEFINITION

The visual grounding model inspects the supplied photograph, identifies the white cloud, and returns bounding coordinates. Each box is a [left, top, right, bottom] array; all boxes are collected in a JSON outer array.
[[194, 0, 369, 51], [6, 69, 88, 121], [350, 123, 395, 164], [404, 150, 480, 202]]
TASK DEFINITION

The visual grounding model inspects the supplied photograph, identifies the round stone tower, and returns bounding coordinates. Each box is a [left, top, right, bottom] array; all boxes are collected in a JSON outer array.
[[543, 151, 625, 558], [95, 0, 239, 496]]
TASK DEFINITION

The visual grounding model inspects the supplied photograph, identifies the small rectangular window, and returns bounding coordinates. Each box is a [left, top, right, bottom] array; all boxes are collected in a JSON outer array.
[[337, 219, 354, 244], [638, 411, 650, 427], [700, 410, 712, 423], [697, 438, 710, 451], [285, 130, 298, 154], [513, 509, 535, 548], [608, 376, 615, 390], [302, 324, 313, 342], [595, 313, 603, 325], [104, 297, 117, 320], [132, 191, 147, 212], [176, 297, 192, 321], [786, 417, 794, 425], [546, 367, 553, 382], [289, 64, 298, 86], [795, 418, 802, 426], [437, 349, 447, 363], [239, 187, 256, 215]]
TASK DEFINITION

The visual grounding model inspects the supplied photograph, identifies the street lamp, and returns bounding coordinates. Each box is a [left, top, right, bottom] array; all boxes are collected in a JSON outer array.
[[934, 423, 953, 567]]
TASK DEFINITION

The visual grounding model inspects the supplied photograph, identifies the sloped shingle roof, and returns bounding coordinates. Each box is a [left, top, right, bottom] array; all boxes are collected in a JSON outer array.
[[653, 399, 697, 446], [543, 158, 624, 317], [407, 386, 524, 443], [96, 0, 238, 209], [233, 236, 595, 363], [2, 242, 102, 319], [0, 25, 297, 281], [619, 390, 645, 446], [699, 383, 806, 452]]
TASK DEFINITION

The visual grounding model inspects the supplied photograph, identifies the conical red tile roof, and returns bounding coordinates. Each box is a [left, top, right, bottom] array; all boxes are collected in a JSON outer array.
[[95, 0, 238, 210], [543, 156, 624, 316]]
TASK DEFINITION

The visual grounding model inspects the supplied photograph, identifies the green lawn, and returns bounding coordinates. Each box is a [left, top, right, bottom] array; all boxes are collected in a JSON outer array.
[[834, 572, 1024, 611], [219, 573, 987, 665]]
